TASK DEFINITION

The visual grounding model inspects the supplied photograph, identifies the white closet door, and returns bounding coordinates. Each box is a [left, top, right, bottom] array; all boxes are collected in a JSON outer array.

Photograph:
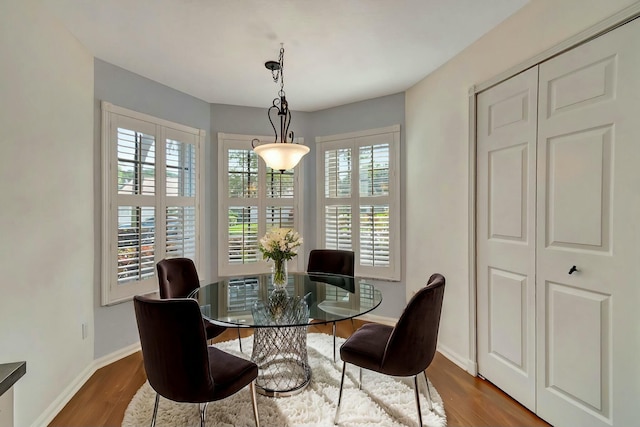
[[536, 18, 640, 427], [476, 66, 538, 411]]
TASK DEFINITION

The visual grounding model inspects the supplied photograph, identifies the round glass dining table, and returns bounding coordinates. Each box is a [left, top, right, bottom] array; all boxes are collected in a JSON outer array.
[[189, 272, 382, 397]]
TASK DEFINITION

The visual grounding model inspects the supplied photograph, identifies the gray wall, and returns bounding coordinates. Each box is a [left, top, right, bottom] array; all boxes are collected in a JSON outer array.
[[93, 60, 405, 358], [210, 98, 408, 318], [93, 59, 212, 358], [209, 104, 312, 280], [309, 93, 407, 318]]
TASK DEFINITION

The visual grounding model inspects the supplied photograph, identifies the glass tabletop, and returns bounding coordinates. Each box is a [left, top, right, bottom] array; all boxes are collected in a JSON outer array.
[[189, 272, 382, 328]]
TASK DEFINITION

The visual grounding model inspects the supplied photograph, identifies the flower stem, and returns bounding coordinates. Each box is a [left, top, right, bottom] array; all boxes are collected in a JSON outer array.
[[273, 258, 287, 286]]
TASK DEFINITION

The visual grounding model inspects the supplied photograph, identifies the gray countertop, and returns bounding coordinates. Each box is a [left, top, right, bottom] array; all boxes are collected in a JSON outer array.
[[0, 362, 26, 396]]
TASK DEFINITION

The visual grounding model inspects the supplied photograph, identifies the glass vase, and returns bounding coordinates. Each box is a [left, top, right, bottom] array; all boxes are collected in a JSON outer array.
[[272, 258, 288, 289]]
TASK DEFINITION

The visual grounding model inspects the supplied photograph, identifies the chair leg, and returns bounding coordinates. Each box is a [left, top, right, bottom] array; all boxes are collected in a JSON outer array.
[[422, 371, 434, 411], [249, 380, 260, 427], [359, 367, 362, 390], [199, 402, 209, 427], [332, 321, 337, 362], [413, 375, 423, 427], [237, 328, 243, 353], [150, 393, 159, 427], [334, 361, 346, 425]]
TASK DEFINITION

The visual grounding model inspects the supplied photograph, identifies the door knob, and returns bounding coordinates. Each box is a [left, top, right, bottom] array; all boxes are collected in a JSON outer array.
[[568, 265, 578, 275]]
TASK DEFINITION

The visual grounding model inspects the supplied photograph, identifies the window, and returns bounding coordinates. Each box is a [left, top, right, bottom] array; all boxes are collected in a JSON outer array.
[[101, 102, 204, 305], [316, 125, 400, 280], [218, 133, 305, 276]]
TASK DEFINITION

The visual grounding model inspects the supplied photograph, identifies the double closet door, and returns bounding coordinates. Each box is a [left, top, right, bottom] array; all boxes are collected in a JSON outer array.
[[476, 18, 639, 427]]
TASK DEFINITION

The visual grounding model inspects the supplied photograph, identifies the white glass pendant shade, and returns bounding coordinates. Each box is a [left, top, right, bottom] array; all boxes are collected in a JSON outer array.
[[254, 45, 309, 171], [254, 143, 310, 171]]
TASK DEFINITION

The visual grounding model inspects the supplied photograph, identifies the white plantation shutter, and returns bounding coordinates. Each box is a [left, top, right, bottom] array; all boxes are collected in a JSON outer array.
[[266, 206, 295, 230], [112, 115, 158, 295], [102, 102, 204, 305], [117, 128, 156, 195], [224, 145, 259, 267], [359, 143, 390, 197], [359, 205, 390, 266], [166, 138, 196, 197], [323, 146, 353, 251], [266, 170, 295, 230], [164, 129, 199, 260], [267, 170, 294, 198], [325, 147, 352, 198], [228, 206, 259, 264], [324, 205, 353, 250], [117, 206, 156, 284], [219, 133, 305, 276], [227, 148, 259, 198], [316, 125, 400, 280], [165, 206, 196, 259], [358, 141, 391, 268]]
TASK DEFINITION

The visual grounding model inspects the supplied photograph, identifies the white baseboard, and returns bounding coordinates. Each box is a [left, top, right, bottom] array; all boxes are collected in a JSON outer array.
[[31, 364, 95, 427], [355, 316, 480, 376], [32, 342, 141, 427], [436, 342, 476, 376], [466, 359, 478, 376], [350, 315, 480, 376], [35, 322, 478, 426], [358, 313, 397, 326], [93, 341, 142, 370]]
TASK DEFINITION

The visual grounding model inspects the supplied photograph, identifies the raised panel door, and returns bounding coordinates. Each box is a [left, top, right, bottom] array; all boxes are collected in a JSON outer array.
[[476, 66, 538, 411], [536, 17, 640, 427]]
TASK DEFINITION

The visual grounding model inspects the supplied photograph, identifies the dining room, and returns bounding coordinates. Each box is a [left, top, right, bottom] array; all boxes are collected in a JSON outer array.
[[2, 1, 640, 426]]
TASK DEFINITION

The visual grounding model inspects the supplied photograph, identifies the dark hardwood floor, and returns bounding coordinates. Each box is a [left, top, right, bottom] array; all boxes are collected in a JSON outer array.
[[49, 320, 550, 426]]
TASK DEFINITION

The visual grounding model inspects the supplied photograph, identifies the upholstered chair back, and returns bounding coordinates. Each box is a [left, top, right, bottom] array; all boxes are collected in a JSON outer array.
[[307, 249, 355, 276], [381, 273, 445, 376], [133, 296, 214, 402], [157, 257, 200, 299]]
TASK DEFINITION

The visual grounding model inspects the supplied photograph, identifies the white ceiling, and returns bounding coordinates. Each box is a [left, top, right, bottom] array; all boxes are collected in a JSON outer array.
[[41, 0, 528, 112]]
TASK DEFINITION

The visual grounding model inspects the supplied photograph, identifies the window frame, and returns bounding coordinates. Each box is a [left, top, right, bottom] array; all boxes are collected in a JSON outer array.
[[315, 125, 401, 281], [101, 101, 204, 305], [217, 132, 305, 277]]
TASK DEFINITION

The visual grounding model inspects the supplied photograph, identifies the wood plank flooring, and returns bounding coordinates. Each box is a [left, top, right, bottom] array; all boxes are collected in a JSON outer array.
[[49, 320, 550, 426]]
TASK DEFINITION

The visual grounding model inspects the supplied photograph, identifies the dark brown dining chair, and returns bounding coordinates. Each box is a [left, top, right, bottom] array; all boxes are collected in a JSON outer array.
[[157, 257, 243, 351], [307, 249, 355, 361], [307, 249, 355, 276], [133, 295, 260, 427], [334, 273, 445, 427]]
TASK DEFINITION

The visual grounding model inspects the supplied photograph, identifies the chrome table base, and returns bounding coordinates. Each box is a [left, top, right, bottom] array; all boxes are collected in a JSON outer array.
[[251, 325, 311, 396]]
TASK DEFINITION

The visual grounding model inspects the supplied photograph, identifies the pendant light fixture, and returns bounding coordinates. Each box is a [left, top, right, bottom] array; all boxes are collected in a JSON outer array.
[[251, 44, 309, 172]]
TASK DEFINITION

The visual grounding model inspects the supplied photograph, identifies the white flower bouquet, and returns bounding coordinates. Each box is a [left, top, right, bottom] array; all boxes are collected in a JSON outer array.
[[258, 228, 303, 262], [258, 228, 303, 287]]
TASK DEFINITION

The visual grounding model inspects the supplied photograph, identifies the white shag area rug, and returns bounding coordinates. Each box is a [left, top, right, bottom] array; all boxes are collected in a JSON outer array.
[[123, 332, 446, 427]]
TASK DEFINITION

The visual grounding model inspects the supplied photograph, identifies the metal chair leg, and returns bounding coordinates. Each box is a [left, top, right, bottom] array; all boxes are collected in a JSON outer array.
[[413, 375, 423, 427], [334, 362, 346, 425], [237, 328, 243, 353], [150, 393, 159, 427], [199, 402, 209, 427], [423, 371, 434, 410], [250, 380, 260, 427], [332, 321, 337, 362]]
